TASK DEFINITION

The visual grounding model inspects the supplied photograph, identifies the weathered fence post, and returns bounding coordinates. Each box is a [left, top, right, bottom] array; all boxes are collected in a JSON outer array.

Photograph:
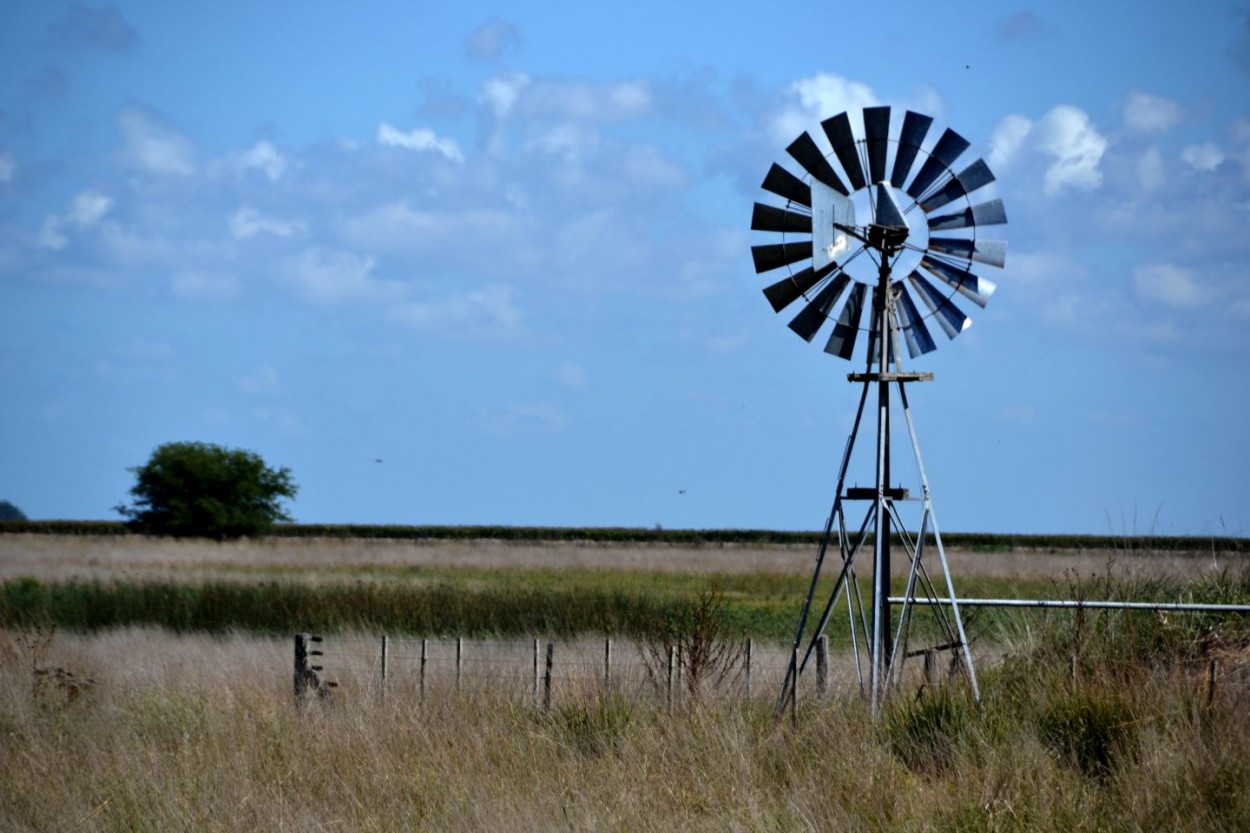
[[816, 634, 828, 699], [420, 638, 428, 704], [380, 635, 389, 701], [604, 638, 612, 694], [923, 649, 937, 687], [542, 641, 555, 712], [1207, 659, 1219, 708], [456, 638, 464, 694], [294, 633, 327, 706]]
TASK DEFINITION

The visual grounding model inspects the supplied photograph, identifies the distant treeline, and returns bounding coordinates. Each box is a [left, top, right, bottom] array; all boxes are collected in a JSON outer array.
[[0, 520, 1246, 552]]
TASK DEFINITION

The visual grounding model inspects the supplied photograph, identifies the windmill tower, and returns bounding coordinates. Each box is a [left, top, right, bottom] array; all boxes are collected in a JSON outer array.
[[750, 107, 1007, 713]]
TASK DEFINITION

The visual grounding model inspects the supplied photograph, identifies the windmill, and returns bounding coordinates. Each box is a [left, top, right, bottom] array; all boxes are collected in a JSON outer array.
[[751, 106, 1007, 713]]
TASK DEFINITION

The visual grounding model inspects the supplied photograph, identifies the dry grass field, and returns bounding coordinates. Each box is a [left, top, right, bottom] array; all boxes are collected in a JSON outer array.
[[0, 532, 1240, 585], [1, 534, 1248, 831]]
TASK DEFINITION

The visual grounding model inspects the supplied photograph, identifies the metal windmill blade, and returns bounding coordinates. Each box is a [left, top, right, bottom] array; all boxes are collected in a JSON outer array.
[[750, 107, 1008, 363]]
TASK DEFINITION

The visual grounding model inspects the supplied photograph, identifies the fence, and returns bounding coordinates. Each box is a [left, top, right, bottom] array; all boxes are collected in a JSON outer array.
[[295, 633, 872, 711]]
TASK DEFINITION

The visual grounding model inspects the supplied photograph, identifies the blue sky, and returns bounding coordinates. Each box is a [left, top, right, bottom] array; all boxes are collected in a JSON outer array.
[[2, 1, 1248, 535]]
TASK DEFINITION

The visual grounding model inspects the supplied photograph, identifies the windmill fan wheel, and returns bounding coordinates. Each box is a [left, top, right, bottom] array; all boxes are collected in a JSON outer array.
[[751, 106, 1008, 362]]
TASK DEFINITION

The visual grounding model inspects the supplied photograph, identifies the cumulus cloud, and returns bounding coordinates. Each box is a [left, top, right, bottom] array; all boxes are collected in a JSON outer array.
[[1134, 263, 1212, 308], [480, 72, 531, 118], [37, 189, 114, 250], [171, 270, 241, 302], [1122, 90, 1183, 134], [117, 107, 195, 176], [220, 141, 289, 181], [770, 73, 878, 146], [49, 3, 138, 51], [228, 206, 303, 239], [465, 18, 521, 62], [286, 247, 398, 303], [1034, 105, 1107, 195], [987, 114, 1033, 170], [0, 152, 16, 183], [501, 77, 655, 123], [376, 122, 464, 163], [1181, 142, 1224, 172]]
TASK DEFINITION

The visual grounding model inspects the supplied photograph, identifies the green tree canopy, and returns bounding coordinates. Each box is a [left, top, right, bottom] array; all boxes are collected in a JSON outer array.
[[116, 442, 297, 539], [0, 500, 27, 521]]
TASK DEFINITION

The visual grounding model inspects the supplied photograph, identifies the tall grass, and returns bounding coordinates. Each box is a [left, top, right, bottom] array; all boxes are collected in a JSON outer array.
[[1, 615, 1247, 832]]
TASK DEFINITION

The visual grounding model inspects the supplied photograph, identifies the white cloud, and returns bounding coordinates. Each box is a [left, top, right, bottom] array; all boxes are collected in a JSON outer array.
[[0, 151, 15, 183], [376, 122, 464, 163], [1133, 263, 1212, 308], [770, 73, 878, 146], [286, 247, 398, 303], [67, 190, 113, 226], [510, 78, 655, 123], [223, 141, 290, 181], [480, 72, 531, 118], [117, 107, 196, 176], [171, 270, 240, 302], [228, 206, 303, 239], [556, 361, 587, 389], [1180, 143, 1224, 172], [987, 114, 1033, 170], [36, 188, 114, 250], [1122, 91, 1183, 134], [1034, 105, 1107, 195], [1137, 146, 1165, 193]]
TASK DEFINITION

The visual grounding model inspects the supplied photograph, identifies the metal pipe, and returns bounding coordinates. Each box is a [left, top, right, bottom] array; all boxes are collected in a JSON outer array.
[[888, 597, 1250, 613]]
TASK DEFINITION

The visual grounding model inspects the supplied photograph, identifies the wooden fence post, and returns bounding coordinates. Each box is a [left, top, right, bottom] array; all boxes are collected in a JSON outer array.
[[294, 633, 327, 706], [604, 638, 612, 694], [542, 641, 555, 712], [420, 638, 428, 704], [456, 638, 463, 694], [380, 635, 389, 701], [667, 646, 676, 713]]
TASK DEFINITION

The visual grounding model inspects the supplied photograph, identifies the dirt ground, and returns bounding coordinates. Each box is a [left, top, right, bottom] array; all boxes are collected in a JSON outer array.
[[0, 533, 1243, 585]]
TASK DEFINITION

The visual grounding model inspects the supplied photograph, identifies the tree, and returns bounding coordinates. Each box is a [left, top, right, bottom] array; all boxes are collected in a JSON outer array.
[[116, 441, 297, 539], [0, 500, 26, 521]]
